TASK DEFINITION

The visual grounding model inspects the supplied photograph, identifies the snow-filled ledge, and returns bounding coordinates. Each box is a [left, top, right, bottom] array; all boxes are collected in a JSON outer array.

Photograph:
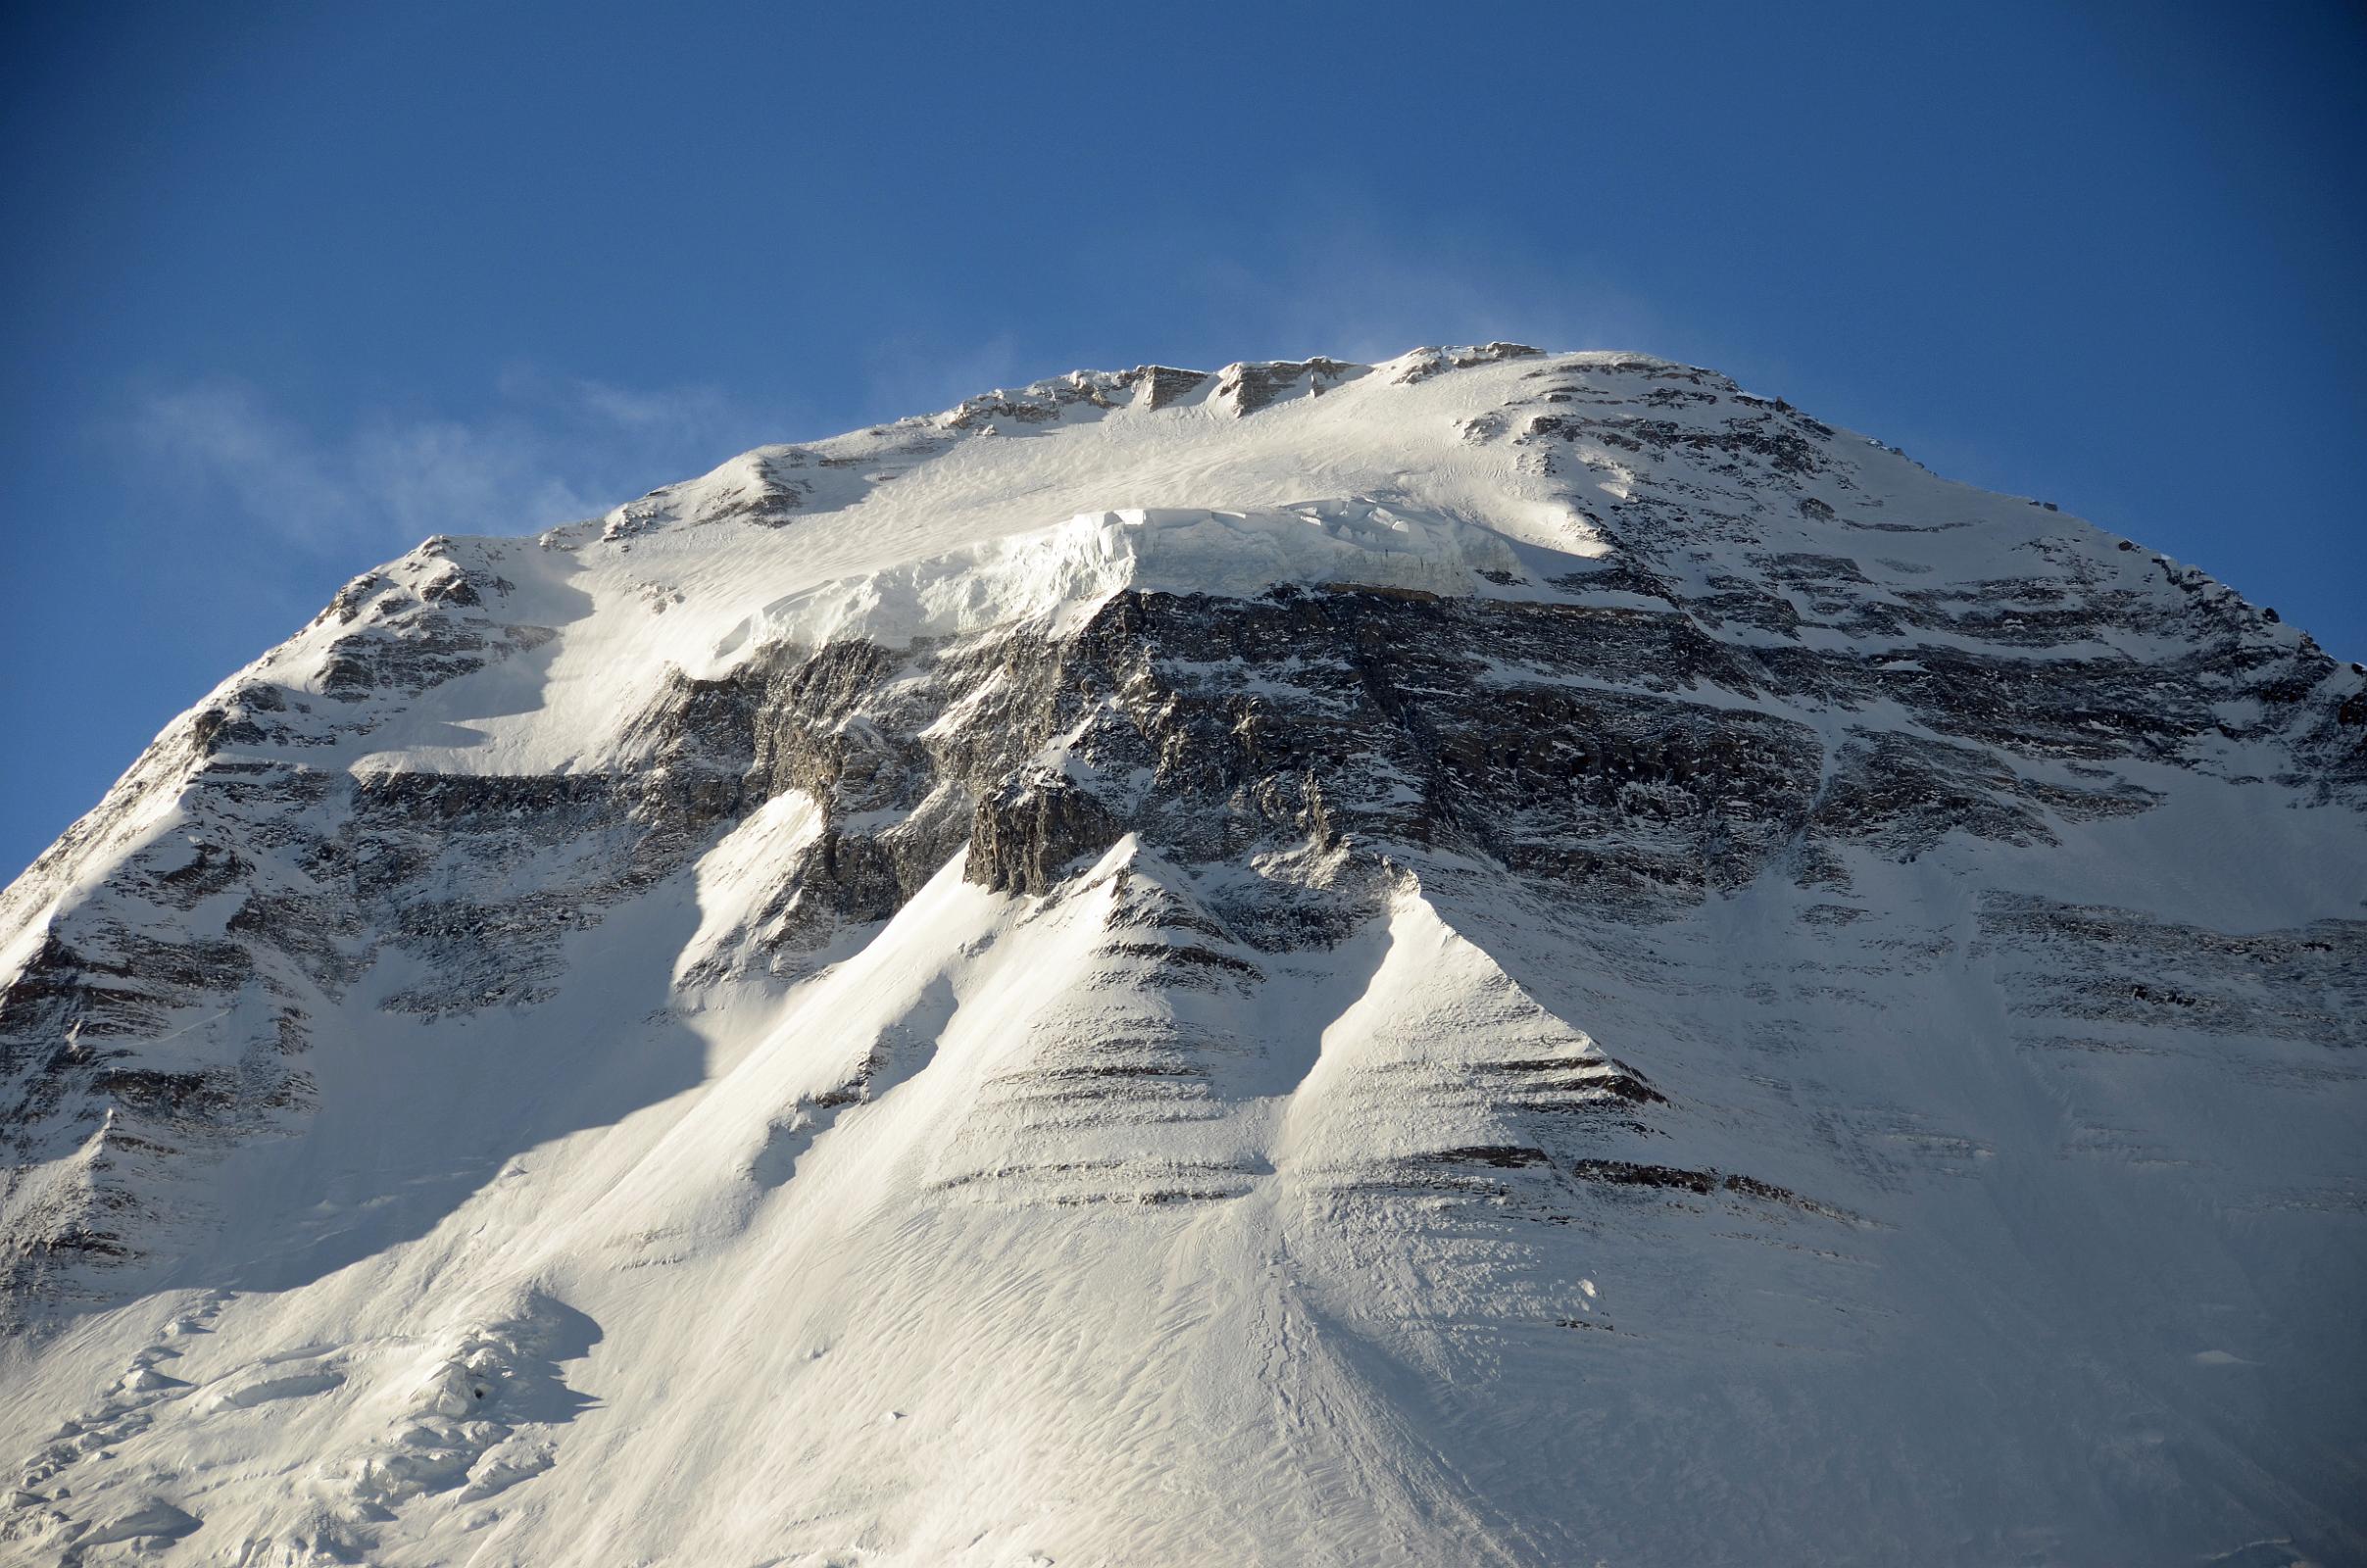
[[707, 500, 1535, 663]]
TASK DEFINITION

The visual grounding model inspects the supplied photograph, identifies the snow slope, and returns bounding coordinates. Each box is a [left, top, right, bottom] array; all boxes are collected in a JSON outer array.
[[1, 346, 2362, 1566]]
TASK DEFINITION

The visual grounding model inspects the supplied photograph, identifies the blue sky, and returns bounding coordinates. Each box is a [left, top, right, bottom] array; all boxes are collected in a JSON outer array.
[[4, 1, 2362, 878]]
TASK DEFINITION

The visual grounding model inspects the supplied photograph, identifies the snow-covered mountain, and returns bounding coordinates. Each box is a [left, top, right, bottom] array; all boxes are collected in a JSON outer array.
[[2, 345, 2362, 1566]]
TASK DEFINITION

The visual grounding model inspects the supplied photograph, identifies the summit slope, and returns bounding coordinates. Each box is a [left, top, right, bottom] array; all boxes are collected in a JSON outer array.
[[1, 346, 2362, 1566]]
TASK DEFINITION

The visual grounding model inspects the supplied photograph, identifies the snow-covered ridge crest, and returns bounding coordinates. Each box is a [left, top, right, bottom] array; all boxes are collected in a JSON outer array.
[[573, 344, 1569, 546], [708, 498, 1537, 662]]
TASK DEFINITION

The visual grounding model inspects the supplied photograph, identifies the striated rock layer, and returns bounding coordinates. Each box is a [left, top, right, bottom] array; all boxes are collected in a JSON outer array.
[[2, 346, 2362, 1566]]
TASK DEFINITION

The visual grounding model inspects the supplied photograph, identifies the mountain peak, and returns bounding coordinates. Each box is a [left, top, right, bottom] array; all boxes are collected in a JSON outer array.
[[2, 347, 2361, 1566]]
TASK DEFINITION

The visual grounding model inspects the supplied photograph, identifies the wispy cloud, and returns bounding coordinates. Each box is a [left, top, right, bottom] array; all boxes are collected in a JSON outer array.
[[133, 384, 361, 545], [126, 370, 792, 562], [857, 330, 1025, 422], [1172, 195, 1678, 368]]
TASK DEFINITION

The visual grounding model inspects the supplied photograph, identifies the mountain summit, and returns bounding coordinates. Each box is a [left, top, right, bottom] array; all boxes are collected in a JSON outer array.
[[4, 347, 2362, 1565]]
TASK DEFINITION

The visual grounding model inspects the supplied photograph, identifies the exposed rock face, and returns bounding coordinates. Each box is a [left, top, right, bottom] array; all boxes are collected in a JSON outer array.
[[1, 348, 2361, 1567]]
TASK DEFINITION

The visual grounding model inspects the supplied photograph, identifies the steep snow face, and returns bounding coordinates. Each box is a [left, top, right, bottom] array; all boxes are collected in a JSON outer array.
[[2, 346, 2364, 1567]]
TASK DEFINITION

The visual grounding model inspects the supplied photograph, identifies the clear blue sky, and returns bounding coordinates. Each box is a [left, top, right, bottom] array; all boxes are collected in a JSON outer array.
[[4, 1, 2362, 878]]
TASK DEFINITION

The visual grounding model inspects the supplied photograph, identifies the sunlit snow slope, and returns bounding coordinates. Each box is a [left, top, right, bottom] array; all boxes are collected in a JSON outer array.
[[3, 346, 2363, 1567]]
